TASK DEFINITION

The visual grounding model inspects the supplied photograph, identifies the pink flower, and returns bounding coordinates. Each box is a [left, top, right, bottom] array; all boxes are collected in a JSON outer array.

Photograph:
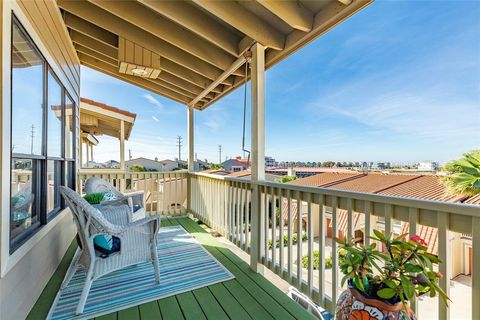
[[410, 235, 428, 246]]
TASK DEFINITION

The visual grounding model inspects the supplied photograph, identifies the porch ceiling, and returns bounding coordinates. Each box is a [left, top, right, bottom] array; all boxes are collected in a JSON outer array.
[[57, 0, 372, 110]]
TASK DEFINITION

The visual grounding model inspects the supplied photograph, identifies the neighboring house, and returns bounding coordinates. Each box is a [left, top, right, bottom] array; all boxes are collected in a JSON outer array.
[[103, 160, 119, 168], [265, 156, 277, 168], [418, 161, 439, 171], [125, 157, 180, 172], [222, 157, 250, 172], [288, 171, 479, 279]]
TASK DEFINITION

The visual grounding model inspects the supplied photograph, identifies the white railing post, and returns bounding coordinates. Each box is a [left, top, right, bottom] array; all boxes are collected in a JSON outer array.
[[187, 106, 194, 212], [472, 217, 480, 319], [437, 211, 450, 320], [249, 42, 266, 273]]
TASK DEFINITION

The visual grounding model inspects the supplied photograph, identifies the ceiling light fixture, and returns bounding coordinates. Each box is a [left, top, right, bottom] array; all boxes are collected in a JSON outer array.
[[131, 68, 148, 76]]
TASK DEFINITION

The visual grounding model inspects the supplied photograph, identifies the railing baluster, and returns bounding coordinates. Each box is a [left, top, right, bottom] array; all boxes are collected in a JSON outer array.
[[246, 184, 251, 252], [263, 186, 269, 265], [331, 196, 339, 310], [307, 193, 313, 295], [317, 194, 325, 308], [272, 187, 277, 271], [347, 198, 354, 241], [296, 191, 303, 289], [384, 203, 393, 236], [473, 217, 480, 320], [408, 207, 419, 314], [279, 189, 285, 278], [437, 211, 450, 320], [364, 200, 372, 246], [240, 183, 246, 249], [287, 190, 293, 282]]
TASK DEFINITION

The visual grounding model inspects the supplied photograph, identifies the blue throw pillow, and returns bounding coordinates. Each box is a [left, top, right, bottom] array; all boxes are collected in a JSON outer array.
[[94, 234, 113, 251], [102, 191, 118, 202]]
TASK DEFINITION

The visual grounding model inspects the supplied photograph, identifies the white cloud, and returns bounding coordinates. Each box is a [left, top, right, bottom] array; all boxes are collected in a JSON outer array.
[[143, 93, 164, 109], [152, 116, 159, 122]]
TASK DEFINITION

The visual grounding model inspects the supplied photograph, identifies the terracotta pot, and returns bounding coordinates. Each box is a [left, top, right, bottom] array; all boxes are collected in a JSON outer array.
[[335, 286, 416, 320]]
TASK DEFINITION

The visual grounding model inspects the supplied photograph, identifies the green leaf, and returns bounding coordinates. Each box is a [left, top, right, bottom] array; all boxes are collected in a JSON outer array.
[[377, 288, 396, 299], [384, 279, 397, 289], [404, 263, 423, 273], [373, 229, 385, 240]]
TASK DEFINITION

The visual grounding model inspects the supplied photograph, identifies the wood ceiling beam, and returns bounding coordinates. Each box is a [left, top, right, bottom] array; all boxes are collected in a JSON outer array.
[[189, 55, 246, 108], [138, 0, 250, 57], [266, 0, 371, 68], [58, 0, 224, 81], [72, 34, 215, 100], [88, 0, 236, 71], [74, 43, 118, 66], [70, 30, 118, 61], [66, 19, 226, 91], [192, 0, 285, 50], [256, 0, 313, 32], [64, 12, 117, 48], [79, 54, 211, 105], [78, 53, 192, 106]]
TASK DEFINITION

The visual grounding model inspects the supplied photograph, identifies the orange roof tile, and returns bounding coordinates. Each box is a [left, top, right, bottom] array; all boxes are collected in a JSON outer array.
[[80, 97, 137, 119], [328, 173, 421, 193], [289, 172, 363, 187]]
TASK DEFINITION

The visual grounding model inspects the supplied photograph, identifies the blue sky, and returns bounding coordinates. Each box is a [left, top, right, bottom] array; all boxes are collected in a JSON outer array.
[[81, 0, 480, 164]]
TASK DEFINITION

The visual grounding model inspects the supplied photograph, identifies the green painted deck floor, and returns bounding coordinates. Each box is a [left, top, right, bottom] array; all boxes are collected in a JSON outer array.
[[28, 216, 315, 320]]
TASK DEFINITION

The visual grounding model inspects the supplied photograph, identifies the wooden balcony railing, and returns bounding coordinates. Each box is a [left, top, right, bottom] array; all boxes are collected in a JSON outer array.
[[189, 172, 480, 319], [77, 170, 188, 216]]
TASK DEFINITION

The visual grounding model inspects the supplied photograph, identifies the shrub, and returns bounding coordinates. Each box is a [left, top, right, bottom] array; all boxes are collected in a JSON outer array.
[[301, 251, 333, 270], [83, 192, 104, 205], [268, 232, 308, 249]]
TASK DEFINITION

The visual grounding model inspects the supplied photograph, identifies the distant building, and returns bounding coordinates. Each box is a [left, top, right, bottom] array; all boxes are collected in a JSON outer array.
[[222, 156, 250, 172], [126, 158, 180, 172], [265, 156, 277, 168], [418, 161, 439, 171]]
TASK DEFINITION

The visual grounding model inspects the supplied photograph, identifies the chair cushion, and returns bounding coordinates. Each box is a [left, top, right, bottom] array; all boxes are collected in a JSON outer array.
[[94, 234, 113, 250], [103, 191, 118, 202]]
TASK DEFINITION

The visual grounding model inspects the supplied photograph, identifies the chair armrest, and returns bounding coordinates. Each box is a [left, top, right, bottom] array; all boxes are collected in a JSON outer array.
[[123, 191, 146, 208], [104, 215, 160, 236]]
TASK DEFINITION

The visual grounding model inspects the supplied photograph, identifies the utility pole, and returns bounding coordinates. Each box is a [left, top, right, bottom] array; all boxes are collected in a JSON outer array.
[[218, 145, 222, 164], [177, 135, 183, 161], [30, 125, 35, 154]]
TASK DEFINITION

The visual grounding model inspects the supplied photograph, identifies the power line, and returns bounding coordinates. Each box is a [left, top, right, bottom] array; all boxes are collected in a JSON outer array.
[[30, 124, 35, 155], [177, 136, 183, 161], [218, 145, 222, 164]]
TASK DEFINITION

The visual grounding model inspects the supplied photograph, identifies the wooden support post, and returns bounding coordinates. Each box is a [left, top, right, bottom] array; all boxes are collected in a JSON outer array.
[[250, 43, 265, 273], [187, 105, 194, 212], [119, 120, 125, 171]]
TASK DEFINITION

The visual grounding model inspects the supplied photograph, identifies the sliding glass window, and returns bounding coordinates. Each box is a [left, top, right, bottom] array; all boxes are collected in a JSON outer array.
[[10, 16, 76, 252]]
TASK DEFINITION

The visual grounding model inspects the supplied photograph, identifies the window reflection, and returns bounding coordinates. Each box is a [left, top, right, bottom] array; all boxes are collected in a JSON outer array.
[[47, 71, 62, 157], [10, 159, 38, 240], [65, 95, 74, 159], [11, 22, 44, 156]]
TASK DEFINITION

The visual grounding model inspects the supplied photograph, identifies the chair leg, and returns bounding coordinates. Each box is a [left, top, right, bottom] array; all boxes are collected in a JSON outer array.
[[76, 265, 94, 315], [152, 245, 160, 284], [61, 248, 81, 290]]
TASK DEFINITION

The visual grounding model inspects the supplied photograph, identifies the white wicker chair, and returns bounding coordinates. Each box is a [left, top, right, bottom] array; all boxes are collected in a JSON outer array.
[[60, 186, 160, 315], [84, 177, 146, 220]]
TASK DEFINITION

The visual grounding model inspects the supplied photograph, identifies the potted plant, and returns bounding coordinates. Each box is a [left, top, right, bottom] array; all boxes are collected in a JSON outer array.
[[335, 230, 449, 320]]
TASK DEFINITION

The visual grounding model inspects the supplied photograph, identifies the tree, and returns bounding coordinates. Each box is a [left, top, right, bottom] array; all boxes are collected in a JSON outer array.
[[209, 163, 221, 170], [129, 164, 146, 172], [442, 150, 480, 195], [281, 176, 297, 183]]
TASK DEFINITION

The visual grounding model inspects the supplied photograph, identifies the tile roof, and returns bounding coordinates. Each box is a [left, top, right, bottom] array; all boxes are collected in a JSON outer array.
[[328, 173, 421, 193], [80, 97, 137, 119], [288, 172, 363, 187]]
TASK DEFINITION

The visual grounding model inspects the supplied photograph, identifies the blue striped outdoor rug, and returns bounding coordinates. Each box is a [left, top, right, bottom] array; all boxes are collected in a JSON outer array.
[[48, 225, 234, 320]]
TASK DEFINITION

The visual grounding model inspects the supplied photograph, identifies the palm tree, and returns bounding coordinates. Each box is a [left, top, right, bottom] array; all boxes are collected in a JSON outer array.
[[442, 150, 480, 195]]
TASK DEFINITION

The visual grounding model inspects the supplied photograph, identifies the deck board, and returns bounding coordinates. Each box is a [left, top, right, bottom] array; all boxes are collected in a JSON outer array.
[[28, 216, 315, 320]]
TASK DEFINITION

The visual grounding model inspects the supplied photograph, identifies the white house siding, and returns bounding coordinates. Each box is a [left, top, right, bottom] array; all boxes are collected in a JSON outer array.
[[0, 2, 79, 319]]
